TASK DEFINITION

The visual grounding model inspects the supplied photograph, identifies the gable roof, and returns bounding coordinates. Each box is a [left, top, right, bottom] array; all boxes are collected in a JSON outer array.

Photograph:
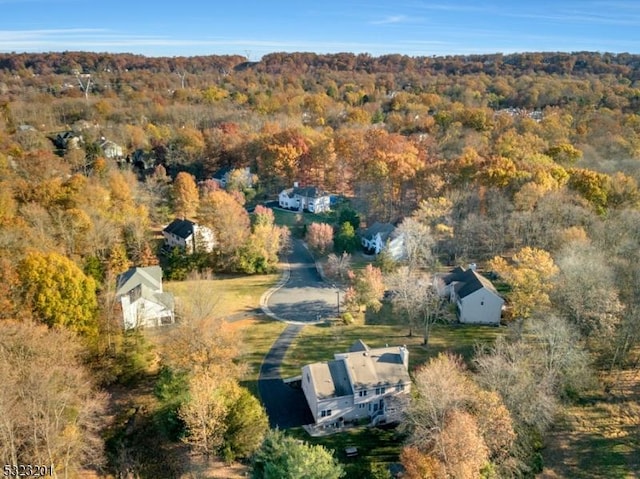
[[349, 339, 370, 352], [445, 268, 500, 299], [362, 222, 395, 240], [341, 346, 410, 389], [116, 266, 163, 297], [282, 185, 327, 199], [307, 360, 353, 400], [163, 218, 196, 239]]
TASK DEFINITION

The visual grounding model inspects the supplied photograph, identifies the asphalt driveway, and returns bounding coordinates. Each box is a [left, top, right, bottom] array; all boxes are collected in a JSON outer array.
[[266, 239, 341, 323], [257, 238, 344, 427], [258, 323, 314, 428]]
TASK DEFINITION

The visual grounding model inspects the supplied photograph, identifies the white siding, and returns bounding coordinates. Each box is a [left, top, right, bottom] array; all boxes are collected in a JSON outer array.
[[458, 288, 504, 325], [121, 297, 174, 330]]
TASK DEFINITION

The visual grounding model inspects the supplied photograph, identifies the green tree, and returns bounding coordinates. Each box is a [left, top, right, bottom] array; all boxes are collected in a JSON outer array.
[[222, 383, 269, 461], [251, 429, 345, 479], [333, 221, 359, 254], [19, 251, 98, 336]]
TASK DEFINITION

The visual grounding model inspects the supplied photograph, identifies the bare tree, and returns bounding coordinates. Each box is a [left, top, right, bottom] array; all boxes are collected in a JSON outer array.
[[387, 267, 445, 345]]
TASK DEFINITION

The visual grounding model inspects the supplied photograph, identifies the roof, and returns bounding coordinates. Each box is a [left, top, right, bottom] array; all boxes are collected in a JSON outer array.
[[305, 342, 410, 399], [212, 166, 232, 180], [362, 222, 395, 240], [349, 339, 370, 352], [282, 185, 327, 199], [307, 360, 353, 399], [341, 346, 410, 389], [116, 266, 163, 297], [445, 268, 501, 299], [163, 218, 196, 239]]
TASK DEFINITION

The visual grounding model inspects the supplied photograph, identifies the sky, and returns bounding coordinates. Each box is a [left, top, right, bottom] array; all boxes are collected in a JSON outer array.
[[1, 0, 640, 59]]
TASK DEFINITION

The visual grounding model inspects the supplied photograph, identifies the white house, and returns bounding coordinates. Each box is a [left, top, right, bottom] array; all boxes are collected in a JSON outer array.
[[302, 340, 411, 428], [116, 266, 175, 330], [212, 166, 255, 189], [360, 222, 405, 260], [99, 137, 124, 159], [278, 184, 331, 213], [436, 266, 504, 325], [162, 218, 216, 253]]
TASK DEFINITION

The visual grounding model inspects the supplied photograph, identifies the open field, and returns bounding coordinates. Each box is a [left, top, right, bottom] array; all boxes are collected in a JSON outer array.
[[541, 369, 640, 478], [164, 273, 279, 319]]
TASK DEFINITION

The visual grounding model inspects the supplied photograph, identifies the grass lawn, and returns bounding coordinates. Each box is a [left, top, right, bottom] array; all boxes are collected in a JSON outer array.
[[232, 317, 288, 397], [287, 425, 404, 477], [280, 319, 503, 379], [164, 273, 279, 319]]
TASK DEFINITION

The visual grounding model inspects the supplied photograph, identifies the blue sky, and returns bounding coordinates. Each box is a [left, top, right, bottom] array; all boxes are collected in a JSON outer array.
[[1, 0, 639, 58]]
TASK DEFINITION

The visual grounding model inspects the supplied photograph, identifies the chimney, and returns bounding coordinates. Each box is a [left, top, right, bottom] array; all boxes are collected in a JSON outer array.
[[399, 345, 409, 369]]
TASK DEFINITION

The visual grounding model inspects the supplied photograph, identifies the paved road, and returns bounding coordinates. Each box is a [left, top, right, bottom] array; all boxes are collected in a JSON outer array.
[[258, 324, 314, 428], [258, 238, 344, 428], [267, 239, 341, 322]]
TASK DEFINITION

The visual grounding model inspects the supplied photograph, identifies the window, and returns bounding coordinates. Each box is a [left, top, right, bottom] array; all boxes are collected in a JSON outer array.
[[396, 384, 405, 392], [359, 390, 368, 397], [321, 409, 333, 417], [375, 387, 386, 395], [358, 404, 366, 409]]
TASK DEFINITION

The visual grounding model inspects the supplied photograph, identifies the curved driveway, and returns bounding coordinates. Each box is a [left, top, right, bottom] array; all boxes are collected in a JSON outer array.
[[266, 239, 341, 323], [258, 238, 343, 428]]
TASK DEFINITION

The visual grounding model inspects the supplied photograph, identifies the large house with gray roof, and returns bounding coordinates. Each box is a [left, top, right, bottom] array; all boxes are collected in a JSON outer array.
[[436, 266, 504, 325], [116, 266, 175, 330], [301, 340, 411, 428], [278, 183, 331, 213]]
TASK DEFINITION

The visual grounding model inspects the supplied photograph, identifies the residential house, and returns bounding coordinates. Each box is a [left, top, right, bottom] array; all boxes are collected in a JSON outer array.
[[52, 130, 83, 151], [302, 340, 411, 428], [436, 266, 504, 325], [360, 222, 405, 260], [116, 266, 175, 330], [278, 183, 331, 213], [162, 218, 216, 253], [99, 137, 124, 159], [211, 166, 254, 189]]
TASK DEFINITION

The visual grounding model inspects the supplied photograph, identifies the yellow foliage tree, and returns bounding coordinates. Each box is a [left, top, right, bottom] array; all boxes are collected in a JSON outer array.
[[489, 247, 559, 319]]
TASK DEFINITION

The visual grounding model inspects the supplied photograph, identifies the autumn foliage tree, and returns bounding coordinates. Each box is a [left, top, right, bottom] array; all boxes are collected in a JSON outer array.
[[306, 222, 334, 254], [18, 251, 98, 336], [172, 171, 200, 219], [345, 264, 385, 312], [0, 321, 106, 475], [489, 247, 559, 319]]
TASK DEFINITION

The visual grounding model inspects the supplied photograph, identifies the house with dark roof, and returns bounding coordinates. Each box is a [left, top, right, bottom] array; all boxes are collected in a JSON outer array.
[[162, 218, 216, 253], [116, 266, 175, 330], [278, 183, 331, 213], [436, 266, 504, 325], [301, 340, 411, 428], [360, 222, 406, 260]]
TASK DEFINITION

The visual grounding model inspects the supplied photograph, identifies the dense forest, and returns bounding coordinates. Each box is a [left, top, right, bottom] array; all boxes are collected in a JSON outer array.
[[0, 51, 639, 478]]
